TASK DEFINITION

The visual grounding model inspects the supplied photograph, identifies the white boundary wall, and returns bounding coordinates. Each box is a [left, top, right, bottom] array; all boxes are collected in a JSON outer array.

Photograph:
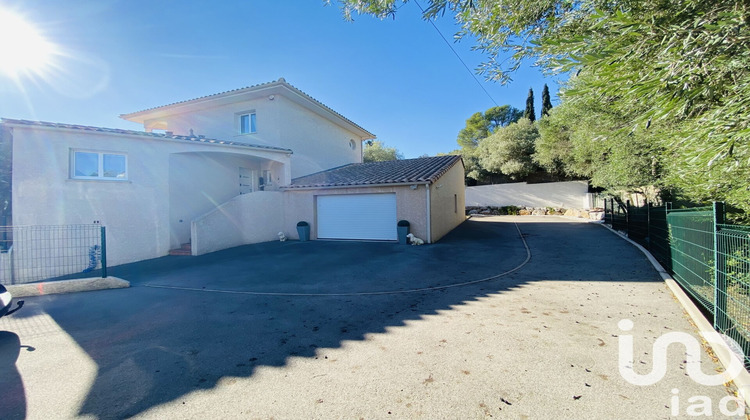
[[466, 181, 589, 209], [191, 192, 284, 255]]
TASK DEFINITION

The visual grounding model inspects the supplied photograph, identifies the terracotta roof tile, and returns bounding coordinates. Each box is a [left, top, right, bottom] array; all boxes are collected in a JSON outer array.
[[285, 155, 463, 189], [0, 118, 293, 153]]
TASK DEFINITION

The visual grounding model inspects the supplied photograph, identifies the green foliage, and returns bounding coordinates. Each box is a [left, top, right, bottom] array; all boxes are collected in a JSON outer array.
[[333, 0, 750, 215], [535, 0, 750, 213], [330, 0, 585, 84], [441, 147, 489, 184], [485, 105, 524, 130], [468, 205, 521, 215], [363, 140, 404, 162], [453, 105, 523, 183], [498, 205, 521, 215], [456, 105, 523, 149], [535, 75, 667, 195], [456, 112, 489, 149], [534, 107, 573, 176], [524, 88, 536, 122], [478, 119, 539, 180], [541, 84, 552, 117]]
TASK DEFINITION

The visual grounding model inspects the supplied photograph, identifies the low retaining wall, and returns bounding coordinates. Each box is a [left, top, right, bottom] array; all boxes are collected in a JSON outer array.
[[466, 181, 590, 209], [467, 205, 604, 221]]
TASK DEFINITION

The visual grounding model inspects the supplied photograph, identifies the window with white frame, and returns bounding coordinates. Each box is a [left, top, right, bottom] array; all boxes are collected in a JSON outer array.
[[71, 150, 127, 180], [239, 112, 257, 134]]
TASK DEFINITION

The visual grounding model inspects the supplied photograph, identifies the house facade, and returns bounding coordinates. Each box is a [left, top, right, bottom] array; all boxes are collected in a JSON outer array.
[[120, 78, 372, 179], [2, 120, 293, 266], [0, 78, 465, 279]]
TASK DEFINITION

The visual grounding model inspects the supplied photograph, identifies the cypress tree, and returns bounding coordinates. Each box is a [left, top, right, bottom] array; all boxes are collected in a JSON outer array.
[[541, 84, 552, 117], [524, 88, 536, 122]]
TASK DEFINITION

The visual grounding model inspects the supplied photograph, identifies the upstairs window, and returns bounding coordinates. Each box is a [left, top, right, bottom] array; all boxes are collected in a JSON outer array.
[[72, 150, 127, 180], [239, 112, 257, 134]]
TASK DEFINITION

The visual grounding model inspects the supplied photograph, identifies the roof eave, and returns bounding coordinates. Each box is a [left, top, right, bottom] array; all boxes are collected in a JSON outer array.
[[279, 83, 375, 140], [119, 83, 282, 123], [119, 79, 376, 140], [1, 119, 293, 154], [280, 181, 432, 191]]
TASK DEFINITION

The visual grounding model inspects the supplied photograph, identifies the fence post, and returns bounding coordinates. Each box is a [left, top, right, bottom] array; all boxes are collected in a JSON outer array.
[[604, 198, 615, 227], [604, 198, 608, 224], [626, 200, 631, 237], [713, 202, 727, 330], [100, 226, 108, 278], [646, 201, 651, 251]]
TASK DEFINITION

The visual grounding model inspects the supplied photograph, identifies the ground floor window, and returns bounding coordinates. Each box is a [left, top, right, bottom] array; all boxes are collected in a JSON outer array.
[[71, 150, 127, 180]]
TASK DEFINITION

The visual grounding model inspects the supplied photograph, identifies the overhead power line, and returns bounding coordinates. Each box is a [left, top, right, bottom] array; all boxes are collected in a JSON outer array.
[[413, 0, 498, 107]]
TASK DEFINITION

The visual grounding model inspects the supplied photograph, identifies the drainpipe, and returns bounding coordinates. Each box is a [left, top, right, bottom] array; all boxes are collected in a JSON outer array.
[[425, 184, 432, 244]]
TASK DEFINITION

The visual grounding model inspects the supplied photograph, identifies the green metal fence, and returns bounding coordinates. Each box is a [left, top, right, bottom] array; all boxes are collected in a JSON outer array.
[[648, 204, 672, 273], [715, 221, 750, 362], [0, 225, 107, 285], [667, 206, 716, 311], [606, 201, 750, 367], [604, 198, 628, 232]]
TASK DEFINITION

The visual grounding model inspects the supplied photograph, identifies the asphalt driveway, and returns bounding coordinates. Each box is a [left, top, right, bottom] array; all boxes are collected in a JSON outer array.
[[0, 216, 743, 419]]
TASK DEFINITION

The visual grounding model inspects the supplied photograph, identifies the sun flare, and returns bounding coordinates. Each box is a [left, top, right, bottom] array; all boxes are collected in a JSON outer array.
[[0, 9, 56, 78]]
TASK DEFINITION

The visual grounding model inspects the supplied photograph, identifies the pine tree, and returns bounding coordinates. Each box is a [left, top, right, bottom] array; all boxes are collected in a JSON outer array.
[[541, 84, 552, 117], [524, 88, 536, 122]]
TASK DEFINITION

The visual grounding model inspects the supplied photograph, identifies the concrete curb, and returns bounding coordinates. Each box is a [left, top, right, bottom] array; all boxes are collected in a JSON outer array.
[[6, 277, 130, 298], [598, 223, 750, 406]]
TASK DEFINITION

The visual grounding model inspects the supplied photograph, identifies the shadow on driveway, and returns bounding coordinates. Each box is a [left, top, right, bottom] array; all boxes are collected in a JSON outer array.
[[1, 217, 661, 418]]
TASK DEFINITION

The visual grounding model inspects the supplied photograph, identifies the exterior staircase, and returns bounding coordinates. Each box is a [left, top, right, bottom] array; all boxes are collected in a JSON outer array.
[[169, 243, 192, 256]]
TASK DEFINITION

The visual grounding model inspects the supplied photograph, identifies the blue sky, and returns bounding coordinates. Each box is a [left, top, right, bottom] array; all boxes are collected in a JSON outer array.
[[0, 0, 564, 158]]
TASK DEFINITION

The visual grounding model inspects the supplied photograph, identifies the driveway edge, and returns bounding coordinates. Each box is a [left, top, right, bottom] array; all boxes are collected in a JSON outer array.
[[597, 223, 750, 406], [5, 277, 130, 298]]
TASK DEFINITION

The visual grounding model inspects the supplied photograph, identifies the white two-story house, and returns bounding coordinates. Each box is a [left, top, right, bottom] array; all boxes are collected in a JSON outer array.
[[0, 78, 465, 279]]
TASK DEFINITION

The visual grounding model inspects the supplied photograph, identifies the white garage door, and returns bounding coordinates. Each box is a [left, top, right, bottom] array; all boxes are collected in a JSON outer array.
[[317, 193, 397, 240]]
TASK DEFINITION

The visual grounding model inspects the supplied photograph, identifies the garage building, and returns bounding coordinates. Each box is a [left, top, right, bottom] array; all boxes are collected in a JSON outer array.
[[282, 155, 466, 243]]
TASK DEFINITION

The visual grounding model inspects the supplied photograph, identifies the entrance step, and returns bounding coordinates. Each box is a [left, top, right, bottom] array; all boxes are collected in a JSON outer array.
[[169, 243, 192, 256]]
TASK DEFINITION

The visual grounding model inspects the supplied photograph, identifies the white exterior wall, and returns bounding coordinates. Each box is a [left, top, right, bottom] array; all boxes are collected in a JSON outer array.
[[465, 181, 589, 209], [168, 152, 285, 248], [9, 126, 290, 266], [140, 93, 364, 179], [191, 192, 283, 256], [282, 186, 428, 243], [275, 96, 363, 178], [143, 96, 280, 148], [429, 162, 466, 242]]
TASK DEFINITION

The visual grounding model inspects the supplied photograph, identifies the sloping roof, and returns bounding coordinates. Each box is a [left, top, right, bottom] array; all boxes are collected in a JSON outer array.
[[120, 78, 375, 139], [284, 155, 463, 189], [121, 79, 281, 116], [0, 118, 293, 153]]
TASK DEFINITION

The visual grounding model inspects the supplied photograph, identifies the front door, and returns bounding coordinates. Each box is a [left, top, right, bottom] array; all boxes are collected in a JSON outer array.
[[239, 167, 256, 195]]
